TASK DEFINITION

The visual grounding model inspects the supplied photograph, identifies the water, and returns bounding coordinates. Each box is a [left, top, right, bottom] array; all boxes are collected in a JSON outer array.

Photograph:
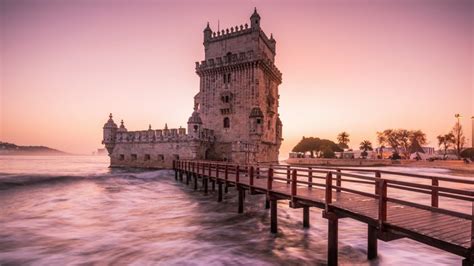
[[0, 155, 472, 265]]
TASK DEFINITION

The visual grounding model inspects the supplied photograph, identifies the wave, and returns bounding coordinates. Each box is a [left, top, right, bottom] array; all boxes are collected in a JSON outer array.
[[0, 169, 172, 190]]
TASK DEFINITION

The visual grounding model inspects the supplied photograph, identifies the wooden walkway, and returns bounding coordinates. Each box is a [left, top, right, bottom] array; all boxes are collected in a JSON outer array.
[[173, 160, 474, 265]]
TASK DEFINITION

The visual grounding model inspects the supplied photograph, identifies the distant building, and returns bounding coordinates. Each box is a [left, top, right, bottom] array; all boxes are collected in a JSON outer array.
[[102, 9, 283, 168]]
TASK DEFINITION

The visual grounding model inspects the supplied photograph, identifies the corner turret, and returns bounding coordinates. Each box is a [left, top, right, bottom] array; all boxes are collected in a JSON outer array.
[[204, 22, 212, 43], [102, 113, 118, 155], [188, 111, 203, 138], [250, 8, 261, 30]]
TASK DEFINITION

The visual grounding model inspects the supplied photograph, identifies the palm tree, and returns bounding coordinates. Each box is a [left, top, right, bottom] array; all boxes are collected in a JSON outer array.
[[376, 131, 386, 159], [359, 140, 373, 159], [337, 132, 350, 158]]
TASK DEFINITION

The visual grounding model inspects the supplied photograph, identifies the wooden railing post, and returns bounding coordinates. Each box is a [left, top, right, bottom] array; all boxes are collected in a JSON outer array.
[[291, 169, 297, 196], [325, 172, 333, 211], [225, 165, 228, 181], [375, 171, 381, 195], [471, 202, 474, 250], [378, 179, 388, 229], [249, 166, 254, 186], [236, 165, 240, 184], [208, 163, 212, 178], [431, 177, 439, 208], [216, 164, 219, 179], [336, 169, 341, 192], [287, 165, 291, 184], [267, 167, 273, 191], [308, 167, 313, 188]]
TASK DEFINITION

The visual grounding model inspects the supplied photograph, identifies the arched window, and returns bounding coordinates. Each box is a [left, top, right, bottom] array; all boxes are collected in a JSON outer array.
[[223, 117, 230, 128], [227, 73, 231, 83], [193, 125, 198, 132]]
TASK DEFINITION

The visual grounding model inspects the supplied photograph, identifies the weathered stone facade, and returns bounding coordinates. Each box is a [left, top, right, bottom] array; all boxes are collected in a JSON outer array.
[[103, 9, 283, 168]]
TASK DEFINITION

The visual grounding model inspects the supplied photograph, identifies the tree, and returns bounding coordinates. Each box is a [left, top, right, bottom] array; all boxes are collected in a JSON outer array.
[[460, 148, 474, 160], [377, 129, 428, 159], [376, 131, 387, 159], [292, 137, 342, 158], [359, 140, 373, 159], [322, 147, 336, 158], [437, 133, 454, 159], [337, 132, 350, 158], [451, 121, 466, 159], [292, 137, 320, 158]]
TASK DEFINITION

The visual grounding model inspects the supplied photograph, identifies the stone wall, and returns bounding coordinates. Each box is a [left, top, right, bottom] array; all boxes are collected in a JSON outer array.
[[110, 140, 211, 169]]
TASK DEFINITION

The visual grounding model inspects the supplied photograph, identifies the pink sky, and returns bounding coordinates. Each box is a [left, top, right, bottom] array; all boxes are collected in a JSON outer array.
[[1, 0, 473, 156]]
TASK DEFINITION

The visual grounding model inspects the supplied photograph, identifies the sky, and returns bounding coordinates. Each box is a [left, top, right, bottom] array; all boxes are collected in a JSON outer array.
[[1, 0, 473, 156]]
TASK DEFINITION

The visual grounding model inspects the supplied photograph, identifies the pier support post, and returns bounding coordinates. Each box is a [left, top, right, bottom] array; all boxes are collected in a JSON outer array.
[[238, 188, 245, 213], [368, 224, 378, 260], [203, 178, 208, 195], [462, 258, 473, 266], [217, 182, 223, 202], [326, 213, 339, 266], [211, 180, 215, 191], [270, 199, 278, 233], [186, 173, 190, 185], [265, 198, 270, 209], [175, 170, 178, 180], [193, 174, 198, 191], [303, 206, 310, 228], [179, 171, 183, 182]]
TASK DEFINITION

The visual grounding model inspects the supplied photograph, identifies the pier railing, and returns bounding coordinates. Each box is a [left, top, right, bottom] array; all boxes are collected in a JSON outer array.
[[173, 160, 474, 265]]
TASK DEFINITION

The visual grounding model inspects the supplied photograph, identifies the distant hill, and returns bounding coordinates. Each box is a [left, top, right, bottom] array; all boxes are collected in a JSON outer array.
[[0, 142, 68, 155]]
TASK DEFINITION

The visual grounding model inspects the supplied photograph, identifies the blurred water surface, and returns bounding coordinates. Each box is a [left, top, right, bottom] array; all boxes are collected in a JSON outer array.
[[0, 155, 471, 265]]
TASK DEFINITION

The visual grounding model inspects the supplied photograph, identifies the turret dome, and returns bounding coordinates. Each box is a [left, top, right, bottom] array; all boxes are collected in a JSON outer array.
[[188, 111, 203, 124], [103, 113, 118, 128], [117, 119, 127, 132]]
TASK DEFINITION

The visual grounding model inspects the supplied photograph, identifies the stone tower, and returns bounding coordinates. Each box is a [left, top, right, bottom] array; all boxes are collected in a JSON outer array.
[[194, 8, 283, 163]]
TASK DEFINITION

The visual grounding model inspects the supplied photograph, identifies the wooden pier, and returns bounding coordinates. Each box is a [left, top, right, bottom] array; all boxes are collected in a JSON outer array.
[[173, 160, 474, 265]]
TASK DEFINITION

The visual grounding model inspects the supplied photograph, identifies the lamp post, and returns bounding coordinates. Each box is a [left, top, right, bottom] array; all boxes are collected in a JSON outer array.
[[471, 116, 474, 148]]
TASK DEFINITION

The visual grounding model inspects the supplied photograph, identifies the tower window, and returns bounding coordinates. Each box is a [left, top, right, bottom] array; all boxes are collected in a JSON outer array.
[[144, 154, 151, 161], [119, 154, 125, 160], [257, 118, 261, 124], [223, 117, 230, 128], [193, 125, 198, 132], [131, 154, 137, 161], [223, 73, 231, 84]]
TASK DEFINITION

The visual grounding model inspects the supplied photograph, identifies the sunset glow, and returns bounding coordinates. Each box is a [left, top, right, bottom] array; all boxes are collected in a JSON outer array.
[[1, 0, 472, 156]]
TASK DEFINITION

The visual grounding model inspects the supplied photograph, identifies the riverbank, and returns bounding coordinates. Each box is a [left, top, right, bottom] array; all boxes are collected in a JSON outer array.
[[397, 160, 474, 175]]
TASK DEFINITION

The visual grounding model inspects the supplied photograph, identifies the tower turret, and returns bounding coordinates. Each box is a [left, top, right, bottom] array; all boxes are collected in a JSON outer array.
[[102, 113, 118, 155], [188, 111, 203, 138], [250, 8, 261, 29], [117, 120, 127, 132], [204, 22, 212, 42]]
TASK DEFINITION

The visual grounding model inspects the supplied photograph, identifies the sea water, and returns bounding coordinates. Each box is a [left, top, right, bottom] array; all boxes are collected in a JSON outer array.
[[0, 155, 471, 265]]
